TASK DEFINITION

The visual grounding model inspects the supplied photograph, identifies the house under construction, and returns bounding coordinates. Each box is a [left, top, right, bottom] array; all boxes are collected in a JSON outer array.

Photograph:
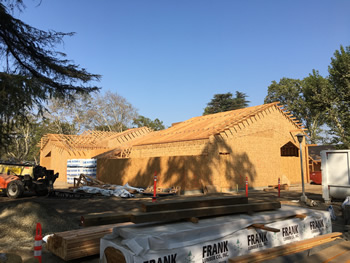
[[40, 102, 310, 192], [95, 102, 309, 193]]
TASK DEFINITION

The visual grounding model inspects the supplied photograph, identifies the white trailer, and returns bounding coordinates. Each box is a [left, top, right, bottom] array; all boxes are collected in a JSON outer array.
[[321, 150, 350, 202]]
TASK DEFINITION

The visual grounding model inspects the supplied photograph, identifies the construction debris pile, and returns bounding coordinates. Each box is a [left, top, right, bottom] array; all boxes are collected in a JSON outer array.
[[76, 183, 144, 198], [72, 174, 144, 198]]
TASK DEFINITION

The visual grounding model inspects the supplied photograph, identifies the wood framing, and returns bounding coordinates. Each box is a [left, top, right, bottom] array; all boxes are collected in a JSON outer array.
[[97, 103, 309, 192], [39, 127, 152, 183], [40, 102, 310, 190]]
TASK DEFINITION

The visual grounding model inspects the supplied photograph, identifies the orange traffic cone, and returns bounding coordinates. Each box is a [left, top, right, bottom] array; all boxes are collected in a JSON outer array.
[[34, 223, 42, 263]]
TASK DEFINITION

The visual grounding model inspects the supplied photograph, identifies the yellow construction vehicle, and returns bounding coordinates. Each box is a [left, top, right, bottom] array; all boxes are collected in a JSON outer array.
[[0, 163, 58, 198]]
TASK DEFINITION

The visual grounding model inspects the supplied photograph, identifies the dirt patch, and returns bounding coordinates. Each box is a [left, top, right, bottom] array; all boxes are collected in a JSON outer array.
[[0, 201, 80, 261]]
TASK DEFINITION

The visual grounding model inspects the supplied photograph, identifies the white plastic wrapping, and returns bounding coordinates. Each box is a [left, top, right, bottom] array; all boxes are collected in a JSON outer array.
[[100, 205, 332, 263], [77, 183, 144, 198]]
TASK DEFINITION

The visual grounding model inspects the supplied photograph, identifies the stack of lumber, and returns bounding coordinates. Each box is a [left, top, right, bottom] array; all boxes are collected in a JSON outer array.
[[46, 223, 131, 261], [80, 196, 281, 226], [228, 232, 342, 263], [47, 196, 281, 261]]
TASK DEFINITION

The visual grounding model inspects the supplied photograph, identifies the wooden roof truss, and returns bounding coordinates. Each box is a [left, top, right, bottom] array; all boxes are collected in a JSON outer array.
[[133, 102, 308, 147], [41, 127, 152, 154]]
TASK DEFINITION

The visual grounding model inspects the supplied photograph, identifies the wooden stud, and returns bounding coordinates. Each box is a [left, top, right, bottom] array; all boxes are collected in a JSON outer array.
[[250, 223, 280, 233]]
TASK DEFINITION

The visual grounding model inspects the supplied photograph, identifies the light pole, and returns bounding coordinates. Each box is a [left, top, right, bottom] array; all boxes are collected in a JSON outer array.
[[296, 133, 307, 202]]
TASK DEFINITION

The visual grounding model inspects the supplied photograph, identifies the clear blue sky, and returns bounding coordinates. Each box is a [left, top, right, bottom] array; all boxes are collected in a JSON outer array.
[[17, 0, 350, 127]]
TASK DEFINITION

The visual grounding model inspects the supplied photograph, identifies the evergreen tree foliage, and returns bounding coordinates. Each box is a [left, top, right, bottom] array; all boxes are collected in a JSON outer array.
[[0, 1, 100, 151], [133, 115, 165, 131], [203, 91, 250, 115]]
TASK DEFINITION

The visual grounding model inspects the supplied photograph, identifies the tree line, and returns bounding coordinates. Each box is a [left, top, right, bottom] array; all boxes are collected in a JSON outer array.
[[1, 91, 165, 163]]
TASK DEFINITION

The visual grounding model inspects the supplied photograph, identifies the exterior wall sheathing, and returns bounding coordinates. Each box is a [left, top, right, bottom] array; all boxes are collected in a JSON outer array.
[[97, 106, 308, 192], [41, 145, 108, 183]]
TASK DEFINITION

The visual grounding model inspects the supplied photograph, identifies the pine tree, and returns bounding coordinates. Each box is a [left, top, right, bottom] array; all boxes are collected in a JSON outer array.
[[0, 1, 100, 150]]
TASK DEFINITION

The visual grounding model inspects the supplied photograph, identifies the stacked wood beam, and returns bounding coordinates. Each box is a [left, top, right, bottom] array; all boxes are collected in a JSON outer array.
[[47, 196, 280, 260], [46, 223, 132, 261], [79, 197, 281, 226]]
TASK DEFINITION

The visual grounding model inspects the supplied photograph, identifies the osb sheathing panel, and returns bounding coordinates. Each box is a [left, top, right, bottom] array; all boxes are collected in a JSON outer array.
[[39, 127, 152, 183], [130, 139, 210, 158], [97, 105, 307, 190], [98, 156, 214, 191]]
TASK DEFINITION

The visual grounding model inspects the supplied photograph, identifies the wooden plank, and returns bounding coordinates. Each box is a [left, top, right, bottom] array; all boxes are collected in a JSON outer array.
[[131, 201, 281, 224], [229, 232, 342, 263], [82, 174, 105, 185], [55, 224, 118, 238], [80, 213, 132, 227], [141, 196, 248, 212], [294, 213, 307, 219], [81, 201, 280, 226], [250, 223, 280, 233], [47, 222, 132, 261]]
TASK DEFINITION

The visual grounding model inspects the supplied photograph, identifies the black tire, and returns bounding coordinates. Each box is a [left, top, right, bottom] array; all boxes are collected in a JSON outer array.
[[35, 188, 49, 196], [34, 182, 49, 196], [6, 180, 24, 198]]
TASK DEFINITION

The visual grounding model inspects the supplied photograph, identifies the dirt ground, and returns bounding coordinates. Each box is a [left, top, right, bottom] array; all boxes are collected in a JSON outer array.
[[0, 184, 349, 262]]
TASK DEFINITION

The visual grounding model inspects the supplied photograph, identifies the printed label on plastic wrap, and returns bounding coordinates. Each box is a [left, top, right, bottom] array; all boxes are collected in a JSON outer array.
[[67, 167, 97, 176], [67, 159, 97, 167]]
